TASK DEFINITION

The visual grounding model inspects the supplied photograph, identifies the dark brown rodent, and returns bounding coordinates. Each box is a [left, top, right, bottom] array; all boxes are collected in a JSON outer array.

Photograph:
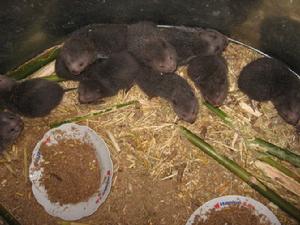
[[0, 111, 23, 154], [238, 57, 291, 101], [238, 57, 300, 130], [55, 24, 128, 80], [78, 51, 140, 104], [127, 21, 178, 73], [136, 67, 199, 123], [187, 54, 228, 107], [161, 26, 228, 64], [0, 75, 64, 117]]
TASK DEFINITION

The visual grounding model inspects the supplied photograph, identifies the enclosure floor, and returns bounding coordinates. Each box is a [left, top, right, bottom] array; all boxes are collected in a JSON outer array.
[[0, 43, 299, 225]]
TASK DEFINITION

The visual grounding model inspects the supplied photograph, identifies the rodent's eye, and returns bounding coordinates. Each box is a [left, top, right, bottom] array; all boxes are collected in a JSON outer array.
[[173, 99, 178, 106], [8, 126, 17, 134], [79, 62, 84, 67]]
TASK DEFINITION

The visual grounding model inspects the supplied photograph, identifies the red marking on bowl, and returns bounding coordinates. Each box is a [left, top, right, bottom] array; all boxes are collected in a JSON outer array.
[[214, 203, 220, 209], [43, 136, 51, 145]]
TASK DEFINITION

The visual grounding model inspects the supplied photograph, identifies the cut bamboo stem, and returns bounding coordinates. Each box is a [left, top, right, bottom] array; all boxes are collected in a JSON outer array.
[[255, 160, 300, 197], [5, 45, 61, 80], [50, 100, 139, 128], [257, 152, 300, 183], [179, 126, 300, 222], [252, 138, 300, 168], [0, 203, 21, 225], [203, 102, 233, 127], [43, 73, 66, 82]]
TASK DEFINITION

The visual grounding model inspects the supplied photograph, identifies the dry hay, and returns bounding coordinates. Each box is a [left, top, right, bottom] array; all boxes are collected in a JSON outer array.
[[0, 42, 299, 225]]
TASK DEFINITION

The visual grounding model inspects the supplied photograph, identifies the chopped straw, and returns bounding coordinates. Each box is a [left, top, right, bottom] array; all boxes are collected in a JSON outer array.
[[50, 100, 139, 128], [23, 148, 28, 183]]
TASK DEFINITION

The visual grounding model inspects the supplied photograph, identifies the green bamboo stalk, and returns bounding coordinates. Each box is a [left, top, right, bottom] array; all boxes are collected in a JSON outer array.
[[0, 203, 21, 225], [252, 138, 300, 168], [202, 101, 233, 127], [180, 126, 300, 222], [43, 73, 66, 82], [255, 160, 300, 197], [5, 45, 61, 80], [257, 152, 300, 183], [50, 100, 139, 128]]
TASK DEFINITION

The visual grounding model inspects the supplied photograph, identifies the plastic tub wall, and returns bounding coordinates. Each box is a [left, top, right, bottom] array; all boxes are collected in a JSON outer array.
[[0, 0, 299, 74]]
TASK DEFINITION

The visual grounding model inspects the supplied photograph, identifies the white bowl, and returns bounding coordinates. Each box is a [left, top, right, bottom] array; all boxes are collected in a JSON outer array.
[[185, 195, 281, 225], [29, 123, 113, 221]]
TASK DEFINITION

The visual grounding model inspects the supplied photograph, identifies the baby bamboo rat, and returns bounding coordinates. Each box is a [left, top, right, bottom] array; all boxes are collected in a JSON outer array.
[[135, 67, 199, 123], [0, 75, 64, 117], [238, 57, 292, 101], [238, 57, 300, 130], [187, 54, 228, 107], [78, 51, 140, 104], [127, 21, 178, 73], [55, 24, 128, 80], [0, 111, 23, 154], [161, 27, 228, 64]]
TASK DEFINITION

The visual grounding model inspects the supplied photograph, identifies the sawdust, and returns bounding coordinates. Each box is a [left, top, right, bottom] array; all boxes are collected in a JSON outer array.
[[193, 204, 272, 225], [40, 138, 100, 205]]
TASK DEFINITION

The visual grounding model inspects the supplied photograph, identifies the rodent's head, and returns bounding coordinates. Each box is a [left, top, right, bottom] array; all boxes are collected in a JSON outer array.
[[0, 111, 23, 153], [61, 37, 97, 75], [0, 75, 16, 93], [78, 80, 104, 104], [274, 88, 300, 130], [171, 88, 199, 124], [198, 29, 228, 56], [202, 73, 228, 107], [143, 39, 178, 73]]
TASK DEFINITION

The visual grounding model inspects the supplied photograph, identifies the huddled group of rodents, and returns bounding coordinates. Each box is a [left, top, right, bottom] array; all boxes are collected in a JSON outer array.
[[56, 21, 229, 123], [0, 21, 299, 154]]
